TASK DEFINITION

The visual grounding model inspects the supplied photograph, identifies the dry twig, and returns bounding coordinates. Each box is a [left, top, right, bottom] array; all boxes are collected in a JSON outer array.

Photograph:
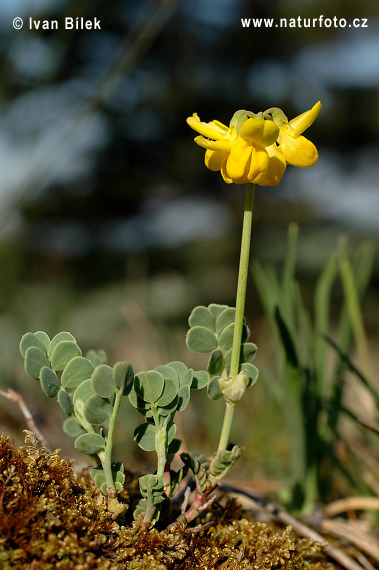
[[0, 388, 49, 450]]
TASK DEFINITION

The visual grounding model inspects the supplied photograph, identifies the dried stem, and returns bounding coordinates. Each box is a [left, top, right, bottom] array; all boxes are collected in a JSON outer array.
[[0, 388, 50, 450]]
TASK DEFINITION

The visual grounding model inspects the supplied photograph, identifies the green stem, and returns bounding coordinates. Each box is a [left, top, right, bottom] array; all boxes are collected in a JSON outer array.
[[218, 182, 255, 452], [102, 390, 124, 499]]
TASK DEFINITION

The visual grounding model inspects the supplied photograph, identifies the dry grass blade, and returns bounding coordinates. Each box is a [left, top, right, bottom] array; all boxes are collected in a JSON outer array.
[[324, 497, 379, 518], [220, 483, 367, 570], [320, 519, 379, 565]]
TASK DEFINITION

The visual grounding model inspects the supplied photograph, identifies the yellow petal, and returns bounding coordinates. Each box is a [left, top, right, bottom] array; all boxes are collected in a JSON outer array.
[[260, 144, 286, 186], [280, 131, 318, 167], [225, 140, 252, 180], [239, 118, 279, 147], [289, 101, 322, 136], [205, 149, 229, 171], [186, 113, 228, 140], [194, 135, 232, 152], [220, 164, 234, 183], [247, 147, 269, 184]]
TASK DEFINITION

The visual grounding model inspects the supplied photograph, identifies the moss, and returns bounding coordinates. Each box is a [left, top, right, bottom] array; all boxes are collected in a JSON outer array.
[[0, 435, 340, 569]]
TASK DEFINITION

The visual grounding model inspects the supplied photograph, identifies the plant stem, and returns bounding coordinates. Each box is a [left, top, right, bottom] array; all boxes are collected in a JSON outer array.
[[218, 182, 255, 452], [102, 389, 124, 499]]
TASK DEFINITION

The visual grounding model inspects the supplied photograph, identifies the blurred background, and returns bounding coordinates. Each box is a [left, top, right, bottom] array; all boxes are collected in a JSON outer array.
[[0, 0, 378, 496]]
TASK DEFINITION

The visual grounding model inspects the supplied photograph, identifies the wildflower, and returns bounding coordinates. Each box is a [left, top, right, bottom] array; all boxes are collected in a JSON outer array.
[[187, 101, 321, 186], [187, 112, 283, 186]]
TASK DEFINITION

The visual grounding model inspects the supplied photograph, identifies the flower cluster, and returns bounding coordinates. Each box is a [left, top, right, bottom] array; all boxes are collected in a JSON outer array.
[[186, 102, 321, 186]]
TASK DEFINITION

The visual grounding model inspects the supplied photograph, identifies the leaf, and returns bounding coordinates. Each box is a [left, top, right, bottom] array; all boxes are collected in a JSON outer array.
[[218, 323, 235, 350], [155, 365, 179, 389], [155, 379, 178, 407], [34, 331, 50, 352], [86, 349, 108, 367], [48, 332, 76, 358], [24, 346, 50, 380], [215, 307, 236, 333], [188, 305, 215, 331], [57, 389, 74, 415], [40, 367, 60, 398], [61, 356, 94, 390], [83, 395, 112, 425], [73, 379, 96, 415], [128, 387, 151, 414], [186, 326, 218, 353], [224, 343, 258, 366], [167, 438, 181, 458], [134, 371, 164, 403], [177, 385, 190, 411], [113, 361, 134, 394], [241, 363, 259, 387], [208, 303, 229, 320], [208, 349, 224, 375], [275, 306, 299, 367], [191, 370, 209, 389], [91, 364, 115, 398], [139, 473, 164, 497], [207, 376, 223, 400], [20, 332, 47, 358], [51, 341, 82, 371], [91, 462, 125, 494], [134, 423, 156, 451], [167, 421, 177, 444], [167, 361, 191, 387], [74, 433, 105, 455], [63, 417, 86, 437]]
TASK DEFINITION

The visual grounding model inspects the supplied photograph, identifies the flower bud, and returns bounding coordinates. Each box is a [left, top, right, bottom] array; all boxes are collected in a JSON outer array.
[[218, 370, 249, 405]]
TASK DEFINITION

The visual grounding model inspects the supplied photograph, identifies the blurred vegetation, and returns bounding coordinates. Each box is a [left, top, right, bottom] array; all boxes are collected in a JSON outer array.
[[0, 0, 378, 498]]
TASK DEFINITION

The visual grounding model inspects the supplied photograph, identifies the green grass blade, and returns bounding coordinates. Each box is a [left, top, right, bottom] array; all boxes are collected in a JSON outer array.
[[314, 254, 338, 394], [338, 238, 374, 383]]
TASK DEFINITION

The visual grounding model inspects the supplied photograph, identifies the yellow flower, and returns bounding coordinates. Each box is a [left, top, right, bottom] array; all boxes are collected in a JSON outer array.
[[187, 112, 284, 186], [187, 102, 321, 186], [272, 101, 322, 168]]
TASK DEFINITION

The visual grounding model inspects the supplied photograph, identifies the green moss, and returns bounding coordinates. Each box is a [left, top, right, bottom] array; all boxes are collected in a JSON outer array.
[[0, 434, 339, 569]]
